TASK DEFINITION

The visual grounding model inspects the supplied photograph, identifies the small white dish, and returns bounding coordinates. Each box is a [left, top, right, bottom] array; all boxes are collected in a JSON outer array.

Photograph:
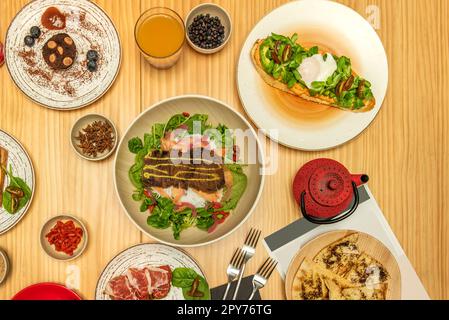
[[40, 215, 88, 261], [70, 113, 118, 161], [185, 3, 232, 54]]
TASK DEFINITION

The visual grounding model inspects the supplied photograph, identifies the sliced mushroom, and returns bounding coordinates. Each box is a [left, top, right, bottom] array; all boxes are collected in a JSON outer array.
[[271, 50, 281, 64], [357, 80, 366, 98], [188, 277, 200, 297], [282, 44, 292, 62], [343, 75, 354, 91], [10, 196, 19, 213], [6, 186, 24, 198]]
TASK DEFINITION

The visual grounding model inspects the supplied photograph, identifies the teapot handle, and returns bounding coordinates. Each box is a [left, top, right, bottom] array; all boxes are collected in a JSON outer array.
[[300, 181, 359, 224]]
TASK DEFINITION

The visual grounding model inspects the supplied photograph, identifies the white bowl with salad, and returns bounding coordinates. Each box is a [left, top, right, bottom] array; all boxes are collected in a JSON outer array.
[[114, 95, 265, 247]]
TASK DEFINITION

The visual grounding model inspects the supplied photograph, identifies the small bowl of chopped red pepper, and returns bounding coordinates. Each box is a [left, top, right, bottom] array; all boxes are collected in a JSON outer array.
[[40, 215, 88, 261], [70, 113, 118, 162], [185, 3, 232, 54]]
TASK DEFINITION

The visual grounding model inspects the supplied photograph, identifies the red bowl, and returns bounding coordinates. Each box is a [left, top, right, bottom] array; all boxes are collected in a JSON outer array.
[[12, 283, 81, 300]]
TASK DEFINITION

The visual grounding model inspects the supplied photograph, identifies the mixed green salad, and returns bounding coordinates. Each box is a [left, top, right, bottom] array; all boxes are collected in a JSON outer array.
[[128, 113, 247, 240], [258, 33, 374, 109]]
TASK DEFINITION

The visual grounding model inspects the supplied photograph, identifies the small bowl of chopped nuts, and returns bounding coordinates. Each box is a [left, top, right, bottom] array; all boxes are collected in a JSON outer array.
[[185, 3, 232, 54], [70, 114, 118, 161]]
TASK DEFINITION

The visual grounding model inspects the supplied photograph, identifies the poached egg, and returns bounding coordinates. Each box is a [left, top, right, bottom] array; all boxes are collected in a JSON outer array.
[[298, 53, 337, 89]]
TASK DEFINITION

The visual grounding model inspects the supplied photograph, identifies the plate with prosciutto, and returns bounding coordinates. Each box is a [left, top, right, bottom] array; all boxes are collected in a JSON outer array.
[[95, 243, 210, 300]]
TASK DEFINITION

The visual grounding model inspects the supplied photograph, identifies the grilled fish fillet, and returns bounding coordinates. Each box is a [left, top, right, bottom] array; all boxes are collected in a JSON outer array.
[[251, 39, 376, 112]]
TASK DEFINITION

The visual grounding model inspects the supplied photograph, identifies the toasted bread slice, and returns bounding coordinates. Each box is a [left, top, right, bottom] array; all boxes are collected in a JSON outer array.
[[251, 39, 376, 112], [0, 146, 8, 207]]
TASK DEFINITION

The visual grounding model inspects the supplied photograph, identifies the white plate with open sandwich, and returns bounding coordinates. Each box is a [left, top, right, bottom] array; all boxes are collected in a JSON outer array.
[[5, 0, 121, 110], [0, 130, 35, 235], [237, 0, 388, 150], [114, 95, 265, 247], [95, 243, 209, 300], [285, 230, 401, 300]]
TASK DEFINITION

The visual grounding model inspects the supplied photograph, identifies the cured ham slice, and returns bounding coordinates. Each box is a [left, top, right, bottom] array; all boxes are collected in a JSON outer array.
[[147, 265, 172, 299], [105, 265, 172, 300], [127, 268, 150, 300], [105, 275, 138, 300]]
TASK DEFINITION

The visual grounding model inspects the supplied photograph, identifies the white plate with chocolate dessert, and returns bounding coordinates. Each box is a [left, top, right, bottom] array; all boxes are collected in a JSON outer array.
[[237, 0, 388, 150], [0, 130, 35, 235], [5, 0, 121, 110]]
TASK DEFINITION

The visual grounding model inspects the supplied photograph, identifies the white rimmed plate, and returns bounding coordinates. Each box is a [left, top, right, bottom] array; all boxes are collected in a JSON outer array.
[[95, 243, 209, 300], [237, 0, 388, 150], [5, 0, 121, 110], [114, 95, 265, 247], [0, 130, 35, 235]]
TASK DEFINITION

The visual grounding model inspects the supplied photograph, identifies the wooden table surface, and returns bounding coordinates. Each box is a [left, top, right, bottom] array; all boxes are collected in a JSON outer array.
[[0, 0, 448, 300]]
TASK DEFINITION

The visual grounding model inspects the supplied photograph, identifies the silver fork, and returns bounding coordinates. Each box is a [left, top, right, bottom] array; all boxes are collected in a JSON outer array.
[[232, 228, 262, 300], [222, 248, 245, 300], [248, 257, 278, 300]]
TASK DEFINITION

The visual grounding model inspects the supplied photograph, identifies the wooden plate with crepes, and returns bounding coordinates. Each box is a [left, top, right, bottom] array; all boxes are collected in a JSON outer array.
[[285, 230, 401, 300]]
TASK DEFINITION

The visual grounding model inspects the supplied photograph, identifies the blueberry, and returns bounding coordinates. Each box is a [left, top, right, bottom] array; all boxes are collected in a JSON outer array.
[[30, 26, 41, 39], [87, 60, 97, 72], [24, 35, 35, 47], [86, 50, 99, 61]]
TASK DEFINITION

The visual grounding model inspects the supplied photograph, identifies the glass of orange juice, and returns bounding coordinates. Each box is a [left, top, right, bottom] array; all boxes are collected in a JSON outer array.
[[135, 8, 186, 69]]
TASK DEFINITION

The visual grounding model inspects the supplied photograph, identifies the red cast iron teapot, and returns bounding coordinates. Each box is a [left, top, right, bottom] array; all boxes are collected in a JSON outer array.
[[293, 158, 369, 224]]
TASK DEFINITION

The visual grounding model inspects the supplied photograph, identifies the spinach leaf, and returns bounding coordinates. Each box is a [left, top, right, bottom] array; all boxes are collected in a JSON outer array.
[[221, 164, 248, 212], [182, 276, 210, 300], [164, 114, 188, 133], [128, 137, 143, 154], [147, 195, 174, 229], [172, 268, 199, 288], [128, 148, 147, 189], [183, 114, 209, 134], [172, 268, 211, 300], [1, 165, 32, 214]]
